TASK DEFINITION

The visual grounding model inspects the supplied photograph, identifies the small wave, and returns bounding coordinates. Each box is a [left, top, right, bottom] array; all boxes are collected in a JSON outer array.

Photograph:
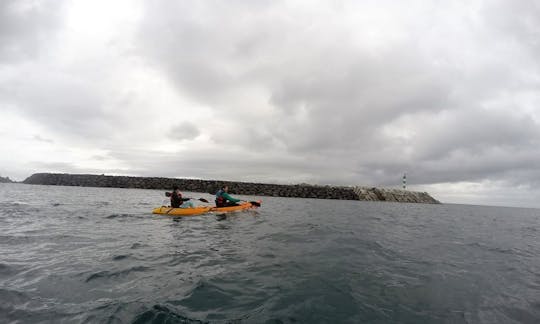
[[173, 279, 241, 311], [112, 254, 130, 261], [85, 266, 150, 282], [0, 291, 72, 323], [488, 246, 518, 256], [264, 318, 298, 323], [0, 202, 29, 207], [132, 304, 207, 324], [0, 288, 29, 305], [90, 201, 111, 207], [130, 243, 147, 249], [105, 213, 133, 219], [258, 253, 276, 259], [500, 305, 540, 324], [467, 242, 535, 257], [0, 263, 23, 277], [0, 235, 35, 245], [0, 202, 38, 217], [85, 271, 109, 282], [105, 213, 147, 220], [466, 242, 483, 248]]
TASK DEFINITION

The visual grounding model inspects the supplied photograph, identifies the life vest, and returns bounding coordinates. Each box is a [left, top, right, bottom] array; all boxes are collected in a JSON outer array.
[[215, 189, 226, 207]]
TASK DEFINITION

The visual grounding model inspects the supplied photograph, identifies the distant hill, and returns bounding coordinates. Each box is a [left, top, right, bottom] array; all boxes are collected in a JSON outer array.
[[0, 175, 13, 183]]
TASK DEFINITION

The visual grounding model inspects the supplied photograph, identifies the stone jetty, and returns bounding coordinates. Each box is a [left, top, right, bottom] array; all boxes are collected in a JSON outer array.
[[0, 176, 13, 183], [22, 173, 440, 204]]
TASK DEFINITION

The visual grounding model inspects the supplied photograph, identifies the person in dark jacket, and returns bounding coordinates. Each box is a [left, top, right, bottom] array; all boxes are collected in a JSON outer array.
[[215, 185, 242, 207], [171, 186, 195, 208]]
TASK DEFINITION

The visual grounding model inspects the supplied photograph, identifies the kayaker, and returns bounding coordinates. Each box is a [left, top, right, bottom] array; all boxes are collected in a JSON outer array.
[[170, 186, 195, 208], [215, 185, 241, 207]]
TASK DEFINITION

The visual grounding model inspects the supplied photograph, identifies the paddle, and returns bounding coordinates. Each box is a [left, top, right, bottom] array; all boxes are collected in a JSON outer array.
[[164, 192, 209, 203], [249, 201, 261, 207]]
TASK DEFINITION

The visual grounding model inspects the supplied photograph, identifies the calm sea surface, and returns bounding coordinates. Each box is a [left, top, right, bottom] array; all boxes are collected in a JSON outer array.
[[1, 183, 539, 323]]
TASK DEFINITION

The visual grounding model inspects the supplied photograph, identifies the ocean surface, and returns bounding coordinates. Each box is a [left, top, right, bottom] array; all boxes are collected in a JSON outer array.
[[1, 183, 539, 324]]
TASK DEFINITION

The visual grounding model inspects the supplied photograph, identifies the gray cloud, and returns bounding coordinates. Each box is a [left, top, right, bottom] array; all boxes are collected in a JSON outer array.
[[32, 134, 54, 143], [0, 0, 65, 63], [168, 122, 200, 141], [1, 0, 540, 206], [134, 0, 540, 190], [1, 68, 110, 138]]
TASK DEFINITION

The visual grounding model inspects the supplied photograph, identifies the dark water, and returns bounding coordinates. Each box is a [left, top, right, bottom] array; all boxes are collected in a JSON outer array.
[[1, 183, 539, 324]]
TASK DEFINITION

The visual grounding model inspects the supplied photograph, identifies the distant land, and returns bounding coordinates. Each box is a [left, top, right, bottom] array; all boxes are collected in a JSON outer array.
[[23, 173, 440, 204], [0, 176, 13, 183]]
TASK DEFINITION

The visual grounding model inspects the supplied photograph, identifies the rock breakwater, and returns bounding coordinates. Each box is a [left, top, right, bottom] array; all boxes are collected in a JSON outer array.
[[0, 175, 13, 183], [23, 173, 440, 204]]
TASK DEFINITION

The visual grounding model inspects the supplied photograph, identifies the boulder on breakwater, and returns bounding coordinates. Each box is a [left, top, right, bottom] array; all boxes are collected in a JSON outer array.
[[0, 175, 13, 183], [22, 173, 440, 204]]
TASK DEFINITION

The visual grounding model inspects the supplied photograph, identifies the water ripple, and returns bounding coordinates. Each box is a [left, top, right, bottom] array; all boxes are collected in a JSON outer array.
[[85, 266, 151, 282], [1, 184, 540, 323]]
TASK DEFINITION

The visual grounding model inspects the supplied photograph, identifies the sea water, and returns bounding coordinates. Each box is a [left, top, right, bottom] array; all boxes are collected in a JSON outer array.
[[1, 183, 539, 323]]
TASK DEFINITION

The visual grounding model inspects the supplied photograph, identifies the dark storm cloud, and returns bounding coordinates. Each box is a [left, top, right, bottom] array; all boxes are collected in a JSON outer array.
[[135, 0, 540, 190], [412, 108, 540, 161], [357, 105, 540, 186], [137, 0, 455, 156]]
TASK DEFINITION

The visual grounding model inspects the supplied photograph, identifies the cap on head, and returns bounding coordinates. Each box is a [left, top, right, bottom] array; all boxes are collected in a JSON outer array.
[[173, 185, 179, 191]]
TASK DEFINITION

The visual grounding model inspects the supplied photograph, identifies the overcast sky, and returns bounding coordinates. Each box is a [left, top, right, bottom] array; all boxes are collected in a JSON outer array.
[[1, 0, 540, 207]]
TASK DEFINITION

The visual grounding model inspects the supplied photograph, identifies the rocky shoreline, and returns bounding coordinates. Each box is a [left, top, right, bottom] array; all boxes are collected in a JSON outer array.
[[22, 173, 440, 204]]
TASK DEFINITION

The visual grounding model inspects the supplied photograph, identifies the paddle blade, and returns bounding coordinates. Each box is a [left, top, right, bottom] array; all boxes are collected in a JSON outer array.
[[199, 198, 209, 203], [250, 201, 261, 207], [165, 192, 172, 197]]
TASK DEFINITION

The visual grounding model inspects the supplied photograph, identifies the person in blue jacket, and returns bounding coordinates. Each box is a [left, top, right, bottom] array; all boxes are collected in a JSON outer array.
[[215, 185, 241, 207]]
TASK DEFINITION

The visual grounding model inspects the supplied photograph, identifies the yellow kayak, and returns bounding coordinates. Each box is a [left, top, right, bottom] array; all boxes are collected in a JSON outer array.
[[151, 206, 213, 216], [152, 201, 262, 217]]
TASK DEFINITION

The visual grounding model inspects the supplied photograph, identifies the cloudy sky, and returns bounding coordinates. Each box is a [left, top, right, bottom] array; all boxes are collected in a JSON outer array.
[[1, 0, 539, 207]]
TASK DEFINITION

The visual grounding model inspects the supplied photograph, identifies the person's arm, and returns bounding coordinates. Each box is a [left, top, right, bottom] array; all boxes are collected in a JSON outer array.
[[182, 197, 191, 201], [222, 192, 241, 203]]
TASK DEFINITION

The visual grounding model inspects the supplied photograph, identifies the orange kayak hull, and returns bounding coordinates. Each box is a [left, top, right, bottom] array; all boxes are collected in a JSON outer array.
[[151, 206, 213, 216], [152, 201, 261, 217]]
